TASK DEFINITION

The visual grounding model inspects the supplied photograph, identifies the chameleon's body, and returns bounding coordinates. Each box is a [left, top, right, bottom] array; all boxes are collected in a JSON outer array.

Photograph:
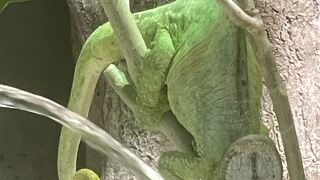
[[0, 0, 276, 179], [57, 0, 268, 179], [162, 5, 262, 180], [0, 0, 278, 179]]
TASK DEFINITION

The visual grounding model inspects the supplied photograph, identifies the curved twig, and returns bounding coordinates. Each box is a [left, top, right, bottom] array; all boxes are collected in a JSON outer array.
[[99, 0, 147, 84]]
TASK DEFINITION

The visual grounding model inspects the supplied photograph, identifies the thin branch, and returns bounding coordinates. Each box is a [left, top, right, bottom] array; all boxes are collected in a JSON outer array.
[[99, 0, 147, 84], [216, 0, 306, 180], [217, 0, 262, 32], [104, 64, 136, 110]]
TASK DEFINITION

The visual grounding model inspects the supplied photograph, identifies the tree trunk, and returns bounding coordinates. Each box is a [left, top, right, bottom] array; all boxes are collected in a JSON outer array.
[[65, 0, 319, 179], [256, 0, 320, 179]]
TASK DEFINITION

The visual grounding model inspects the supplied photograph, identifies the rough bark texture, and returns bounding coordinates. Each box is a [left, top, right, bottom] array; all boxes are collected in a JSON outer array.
[[66, 0, 106, 58], [65, 0, 320, 179], [216, 135, 282, 180], [255, 0, 320, 179]]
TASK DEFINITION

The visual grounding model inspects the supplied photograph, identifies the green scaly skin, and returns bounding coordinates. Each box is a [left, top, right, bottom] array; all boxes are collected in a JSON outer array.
[[57, 0, 269, 179]]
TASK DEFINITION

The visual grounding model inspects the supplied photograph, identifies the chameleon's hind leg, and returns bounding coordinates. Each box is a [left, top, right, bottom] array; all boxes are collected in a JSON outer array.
[[58, 23, 122, 180], [159, 151, 210, 180]]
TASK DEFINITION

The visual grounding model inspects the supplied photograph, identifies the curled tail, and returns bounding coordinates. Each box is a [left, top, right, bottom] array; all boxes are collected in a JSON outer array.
[[57, 24, 122, 180]]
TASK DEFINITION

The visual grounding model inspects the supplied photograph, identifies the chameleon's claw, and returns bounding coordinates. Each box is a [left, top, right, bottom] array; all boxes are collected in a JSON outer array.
[[73, 169, 100, 180]]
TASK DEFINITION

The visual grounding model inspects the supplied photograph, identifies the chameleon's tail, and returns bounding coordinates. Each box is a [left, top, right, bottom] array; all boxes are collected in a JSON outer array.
[[57, 24, 122, 180], [57, 56, 105, 180], [73, 169, 100, 180]]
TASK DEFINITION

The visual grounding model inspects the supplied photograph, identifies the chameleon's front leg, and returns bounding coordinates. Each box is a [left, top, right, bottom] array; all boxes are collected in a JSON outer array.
[[58, 23, 122, 180], [134, 28, 175, 128]]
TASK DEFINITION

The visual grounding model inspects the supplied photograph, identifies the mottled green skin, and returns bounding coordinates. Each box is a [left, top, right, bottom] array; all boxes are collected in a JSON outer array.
[[162, 17, 261, 180], [58, 0, 263, 179], [136, 1, 262, 179]]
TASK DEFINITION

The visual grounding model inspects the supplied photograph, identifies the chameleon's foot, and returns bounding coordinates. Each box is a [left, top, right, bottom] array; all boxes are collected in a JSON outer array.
[[159, 151, 210, 180], [214, 135, 282, 180], [73, 169, 100, 180]]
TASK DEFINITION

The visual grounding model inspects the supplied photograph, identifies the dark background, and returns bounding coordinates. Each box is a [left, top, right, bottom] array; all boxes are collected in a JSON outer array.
[[0, 0, 73, 179]]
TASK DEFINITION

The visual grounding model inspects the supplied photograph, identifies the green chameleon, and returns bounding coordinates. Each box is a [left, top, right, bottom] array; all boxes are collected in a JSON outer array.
[[59, 0, 282, 179], [1, 0, 281, 179]]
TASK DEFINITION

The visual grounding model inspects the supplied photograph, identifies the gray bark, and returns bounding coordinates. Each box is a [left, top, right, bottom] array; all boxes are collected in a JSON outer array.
[[65, 0, 320, 179], [66, 0, 106, 57], [256, 0, 320, 179]]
